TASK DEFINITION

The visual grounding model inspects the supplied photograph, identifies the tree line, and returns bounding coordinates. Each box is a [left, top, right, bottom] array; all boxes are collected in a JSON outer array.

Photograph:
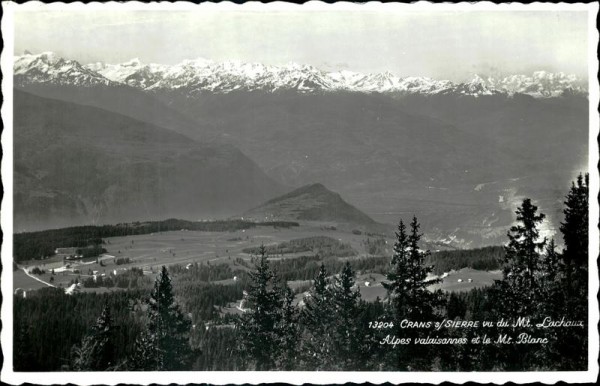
[[242, 236, 357, 258], [14, 174, 589, 371], [14, 219, 299, 262], [426, 246, 505, 275]]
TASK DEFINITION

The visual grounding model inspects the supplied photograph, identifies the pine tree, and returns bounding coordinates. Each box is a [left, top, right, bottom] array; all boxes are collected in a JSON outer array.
[[300, 263, 336, 369], [559, 173, 588, 316], [384, 218, 443, 320], [540, 239, 560, 294], [355, 296, 388, 370], [498, 198, 546, 317], [132, 266, 193, 370], [406, 217, 444, 319], [552, 173, 589, 370], [383, 220, 410, 317], [447, 292, 467, 320], [535, 237, 572, 367], [71, 305, 115, 371], [331, 261, 362, 370], [276, 284, 300, 370], [383, 217, 444, 370], [560, 173, 589, 268], [493, 198, 547, 370], [237, 245, 283, 370], [130, 329, 155, 371]]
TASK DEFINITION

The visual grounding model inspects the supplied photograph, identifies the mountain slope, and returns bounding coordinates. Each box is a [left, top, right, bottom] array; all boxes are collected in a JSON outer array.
[[171, 90, 587, 247], [14, 53, 214, 142], [390, 92, 589, 173], [245, 183, 379, 229], [165, 91, 523, 187], [13, 90, 285, 231]]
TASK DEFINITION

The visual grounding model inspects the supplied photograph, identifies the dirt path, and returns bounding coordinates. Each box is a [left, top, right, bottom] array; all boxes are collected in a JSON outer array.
[[22, 267, 56, 288]]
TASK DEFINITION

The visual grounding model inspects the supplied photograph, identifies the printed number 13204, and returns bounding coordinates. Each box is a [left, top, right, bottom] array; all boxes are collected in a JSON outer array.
[[368, 321, 394, 329]]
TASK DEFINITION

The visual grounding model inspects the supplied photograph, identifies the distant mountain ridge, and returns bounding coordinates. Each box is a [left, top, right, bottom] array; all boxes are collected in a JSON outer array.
[[15, 52, 115, 87], [245, 183, 381, 230], [15, 52, 587, 98], [13, 89, 285, 231]]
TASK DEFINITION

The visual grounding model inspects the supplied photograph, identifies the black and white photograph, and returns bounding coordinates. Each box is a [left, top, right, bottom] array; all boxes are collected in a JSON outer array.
[[1, 1, 598, 384]]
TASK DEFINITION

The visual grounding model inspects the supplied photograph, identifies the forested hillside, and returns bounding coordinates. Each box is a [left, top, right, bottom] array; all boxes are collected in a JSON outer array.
[[426, 246, 504, 275], [14, 174, 589, 371]]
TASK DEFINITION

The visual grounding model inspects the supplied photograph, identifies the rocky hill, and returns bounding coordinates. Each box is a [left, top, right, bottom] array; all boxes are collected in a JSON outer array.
[[245, 183, 384, 231]]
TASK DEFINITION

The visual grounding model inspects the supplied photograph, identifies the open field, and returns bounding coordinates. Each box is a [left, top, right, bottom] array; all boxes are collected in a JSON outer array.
[[14, 223, 391, 292], [13, 254, 138, 292], [430, 268, 503, 292], [14, 224, 501, 296], [100, 223, 385, 269], [97, 222, 389, 276], [353, 268, 502, 301], [13, 269, 53, 292]]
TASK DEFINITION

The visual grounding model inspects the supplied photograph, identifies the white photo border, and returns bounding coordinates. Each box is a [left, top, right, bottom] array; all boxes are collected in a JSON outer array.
[[1, 1, 598, 384]]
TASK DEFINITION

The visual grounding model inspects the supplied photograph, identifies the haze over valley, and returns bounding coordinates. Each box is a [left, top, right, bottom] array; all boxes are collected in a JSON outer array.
[[13, 52, 588, 247]]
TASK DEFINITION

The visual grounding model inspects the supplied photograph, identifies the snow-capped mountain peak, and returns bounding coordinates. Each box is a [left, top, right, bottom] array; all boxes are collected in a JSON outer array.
[[454, 74, 499, 96], [14, 52, 587, 98], [14, 52, 114, 87], [463, 71, 587, 98]]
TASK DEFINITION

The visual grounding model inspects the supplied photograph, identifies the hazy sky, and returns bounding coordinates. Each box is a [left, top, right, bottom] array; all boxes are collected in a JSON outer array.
[[13, 9, 589, 81]]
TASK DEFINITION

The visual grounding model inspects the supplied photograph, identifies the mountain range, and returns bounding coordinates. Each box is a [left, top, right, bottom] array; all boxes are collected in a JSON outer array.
[[16, 52, 587, 98], [13, 90, 284, 231], [12, 52, 589, 247]]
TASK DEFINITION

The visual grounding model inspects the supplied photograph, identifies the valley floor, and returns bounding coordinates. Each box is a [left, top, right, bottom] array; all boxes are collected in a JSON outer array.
[[14, 223, 502, 297]]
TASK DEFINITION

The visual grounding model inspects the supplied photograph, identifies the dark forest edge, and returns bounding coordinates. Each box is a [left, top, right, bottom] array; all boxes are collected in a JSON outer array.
[[13, 218, 299, 263], [13, 173, 588, 371]]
